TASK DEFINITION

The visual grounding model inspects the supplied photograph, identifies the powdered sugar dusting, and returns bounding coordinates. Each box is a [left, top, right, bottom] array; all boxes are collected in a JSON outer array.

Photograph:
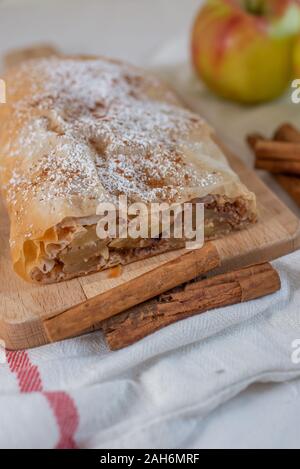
[[3, 56, 223, 209]]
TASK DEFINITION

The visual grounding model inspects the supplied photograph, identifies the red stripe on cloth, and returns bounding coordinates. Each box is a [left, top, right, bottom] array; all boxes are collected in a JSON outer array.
[[7, 350, 30, 373], [6, 351, 42, 392], [44, 392, 79, 449], [6, 350, 79, 449]]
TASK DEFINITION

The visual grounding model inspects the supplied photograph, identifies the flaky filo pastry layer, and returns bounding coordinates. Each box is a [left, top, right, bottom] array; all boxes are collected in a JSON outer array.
[[0, 55, 257, 284]]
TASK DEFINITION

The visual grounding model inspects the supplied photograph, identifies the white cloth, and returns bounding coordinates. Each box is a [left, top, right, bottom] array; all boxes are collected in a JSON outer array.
[[0, 0, 300, 450]]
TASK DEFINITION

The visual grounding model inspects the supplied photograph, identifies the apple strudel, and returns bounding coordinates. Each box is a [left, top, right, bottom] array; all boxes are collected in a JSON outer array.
[[0, 56, 256, 283]]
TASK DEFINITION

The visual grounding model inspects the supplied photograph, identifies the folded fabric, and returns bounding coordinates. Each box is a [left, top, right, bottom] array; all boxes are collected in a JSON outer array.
[[0, 250, 299, 448]]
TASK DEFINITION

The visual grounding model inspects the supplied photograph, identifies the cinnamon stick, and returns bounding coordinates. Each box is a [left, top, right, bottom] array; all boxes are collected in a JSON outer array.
[[44, 242, 221, 343], [247, 133, 265, 151], [255, 140, 300, 162], [247, 124, 300, 205], [102, 263, 281, 350], [253, 140, 300, 175], [255, 159, 300, 175], [274, 123, 300, 144]]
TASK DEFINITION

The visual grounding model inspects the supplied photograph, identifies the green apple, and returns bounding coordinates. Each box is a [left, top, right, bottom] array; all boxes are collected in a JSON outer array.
[[191, 0, 300, 104]]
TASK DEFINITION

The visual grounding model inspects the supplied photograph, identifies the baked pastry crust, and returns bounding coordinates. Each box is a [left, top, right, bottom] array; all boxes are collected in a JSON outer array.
[[0, 55, 256, 283], [4, 44, 59, 69]]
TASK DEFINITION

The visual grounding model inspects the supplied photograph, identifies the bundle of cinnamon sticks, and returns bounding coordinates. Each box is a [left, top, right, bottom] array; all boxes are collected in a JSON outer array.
[[102, 263, 281, 350], [247, 123, 300, 207]]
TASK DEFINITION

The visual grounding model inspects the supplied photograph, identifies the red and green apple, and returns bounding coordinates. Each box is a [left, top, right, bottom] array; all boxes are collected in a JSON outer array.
[[191, 0, 300, 103]]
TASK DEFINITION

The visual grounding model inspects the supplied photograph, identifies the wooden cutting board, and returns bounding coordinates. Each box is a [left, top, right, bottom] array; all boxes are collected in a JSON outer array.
[[1, 145, 300, 350]]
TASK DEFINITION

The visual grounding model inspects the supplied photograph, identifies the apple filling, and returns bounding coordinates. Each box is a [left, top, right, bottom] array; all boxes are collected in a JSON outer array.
[[30, 195, 255, 283]]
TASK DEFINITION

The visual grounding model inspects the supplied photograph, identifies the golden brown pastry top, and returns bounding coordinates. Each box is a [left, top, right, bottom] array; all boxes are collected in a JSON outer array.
[[0, 55, 219, 203]]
